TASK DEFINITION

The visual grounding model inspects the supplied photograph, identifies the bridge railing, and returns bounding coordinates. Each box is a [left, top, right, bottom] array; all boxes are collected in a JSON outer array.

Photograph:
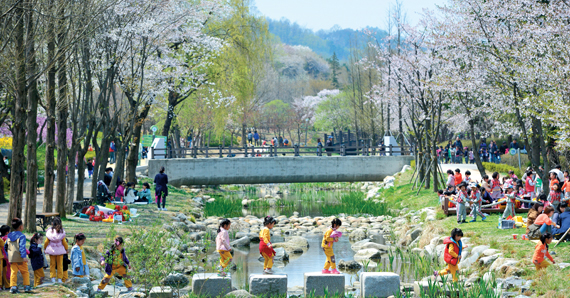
[[150, 144, 414, 159]]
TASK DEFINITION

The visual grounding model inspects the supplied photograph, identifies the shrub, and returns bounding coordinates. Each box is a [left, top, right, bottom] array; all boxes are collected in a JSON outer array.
[[482, 162, 522, 178]]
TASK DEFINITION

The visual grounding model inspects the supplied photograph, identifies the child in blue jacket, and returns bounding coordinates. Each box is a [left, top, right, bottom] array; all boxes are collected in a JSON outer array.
[[28, 233, 45, 287], [70, 233, 89, 277]]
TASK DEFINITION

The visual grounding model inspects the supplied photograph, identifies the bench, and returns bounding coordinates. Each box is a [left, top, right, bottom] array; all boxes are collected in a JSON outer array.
[[36, 212, 59, 231]]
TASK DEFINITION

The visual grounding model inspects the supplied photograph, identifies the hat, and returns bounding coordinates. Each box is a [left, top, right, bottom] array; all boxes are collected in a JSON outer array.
[[506, 185, 514, 189], [328, 136, 333, 139], [561, 202, 568, 208], [469, 183, 478, 188]]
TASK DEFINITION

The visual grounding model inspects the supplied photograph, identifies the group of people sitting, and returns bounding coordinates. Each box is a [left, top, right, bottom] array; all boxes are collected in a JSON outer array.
[[96, 180, 151, 205], [440, 165, 570, 240]]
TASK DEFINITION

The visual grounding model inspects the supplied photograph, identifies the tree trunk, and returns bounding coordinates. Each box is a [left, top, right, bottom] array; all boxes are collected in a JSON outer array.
[[161, 92, 176, 146], [65, 148, 77, 213], [241, 123, 246, 146], [126, 104, 151, 183], [110, 142, 126, 194], [24, 4, 39, 232], [7, 3, 27, 225], [92, 135, 110, 197], [469, 119, 486, 177], [43, 0, 57, 214], [76, 155, 85, 201], [55, 67, 68, 218]]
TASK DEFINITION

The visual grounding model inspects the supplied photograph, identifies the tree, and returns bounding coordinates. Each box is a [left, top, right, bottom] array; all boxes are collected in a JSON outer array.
[[329, 52, 340, 88]]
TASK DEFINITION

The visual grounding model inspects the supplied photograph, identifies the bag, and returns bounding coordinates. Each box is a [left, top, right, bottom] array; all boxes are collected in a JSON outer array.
[[6, 238, 24, 263]]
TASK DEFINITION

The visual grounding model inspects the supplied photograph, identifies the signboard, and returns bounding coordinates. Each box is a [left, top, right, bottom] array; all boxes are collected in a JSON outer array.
[[150, 125, 158, 133], [142, 135, 166, 147], [113, 215, 123, 223], [509, 148, 517, 156]]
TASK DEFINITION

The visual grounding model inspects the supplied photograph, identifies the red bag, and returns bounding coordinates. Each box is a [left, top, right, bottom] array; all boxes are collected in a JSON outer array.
[[93, 216, 102, 222], [89, 215, 94, 221], [97, 211, 105, 217], [86, 206, 95, 216], [115, 205, 121, 211]]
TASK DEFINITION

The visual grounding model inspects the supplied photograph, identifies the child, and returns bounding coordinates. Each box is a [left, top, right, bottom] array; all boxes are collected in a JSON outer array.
[[71, 233, 89, 278], [259, 216, 276, 275], [525, 171, 536, 201], [438, 190, 445, 205], [502, 185, 517, 219], [435, 228, 465, 282], [97, 236, 133, 292], [464, 171, 472, 184], [508, 170, 518, 180], [216, 219, 232, 277], [549, 172, 559, 190], [0, 225, 10, 290], [468, 183, 486, 222], [29, 233, 45, 287], [549, 183, 562, 210], [446, 170, 455, 192], [123, 182, 138, 204], [490, 172, 503, 201], [321, 218, 342, 274], [468, 149, 474, 164], [4, 218, 31, 293], [532, 233, 555, 270], [456, 182, 468, 224], [45, 217, 68, 283], [454, 169, 463, 187]]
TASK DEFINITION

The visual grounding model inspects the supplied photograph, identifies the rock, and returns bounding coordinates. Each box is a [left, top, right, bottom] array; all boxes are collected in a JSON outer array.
[[71, 277, 91, 286], [177, 213, 188, 221], [241, 199, 249, 207], [230, 236, 251, 247], [162, 273, 190, 289], [503, 277, 526, 289], [192, 273, 232, 297], [163, 224, 174, 232], [267, 199, 277, 207], [249, 274, 288, 296], [408, 228, 423, 242], [489, 258, 519, 274], [401, 165, 411, 173], [337, 260, 362, 270], [225, 290, 254, 298], [349, 229, 367, 241], [90, 268, 103, 280], [354, 249, 383, 262], [351, 239, 372, 251], [188, 232, 202, 242], [304, 272, 345, 297], [384, 176, 396, 183], [118, 293, 146, 298], [360, 272, 400, 298], [272, 236, 308, 254], [471, 245, 490, 256], [482, 249, 499, 256], [149, 286, 173, 298], [480, 254, 502, 266], [358, 242, 393, 254], [273, 247, 289, 261], [193, 197, 203, 204]]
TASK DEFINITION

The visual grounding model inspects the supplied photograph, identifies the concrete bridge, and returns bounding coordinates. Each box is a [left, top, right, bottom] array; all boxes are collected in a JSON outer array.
[[148, 156, 414, 186]]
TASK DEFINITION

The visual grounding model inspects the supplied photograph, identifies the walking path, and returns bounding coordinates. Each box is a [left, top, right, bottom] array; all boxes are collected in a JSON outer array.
[[440, 163, 483, 182]]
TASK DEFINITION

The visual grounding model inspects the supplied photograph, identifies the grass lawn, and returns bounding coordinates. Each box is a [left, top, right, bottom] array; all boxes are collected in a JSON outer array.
[[378, 169, 440, 211]]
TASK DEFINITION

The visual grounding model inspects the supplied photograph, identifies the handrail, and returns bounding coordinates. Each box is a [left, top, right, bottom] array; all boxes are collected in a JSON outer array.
[[149, 144, 414, 159]]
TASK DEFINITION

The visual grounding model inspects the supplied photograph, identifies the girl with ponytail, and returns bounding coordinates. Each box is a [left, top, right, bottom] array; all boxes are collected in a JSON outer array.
[[70, 233, 89, 277], [216, 219, 232, 276]]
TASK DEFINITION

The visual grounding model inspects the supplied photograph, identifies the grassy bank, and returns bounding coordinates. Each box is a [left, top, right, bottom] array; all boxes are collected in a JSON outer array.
[[377, 169, 440, 211]]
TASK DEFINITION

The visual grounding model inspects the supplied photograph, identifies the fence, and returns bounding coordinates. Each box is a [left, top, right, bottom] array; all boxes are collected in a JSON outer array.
[[150, 144, 414, 159]]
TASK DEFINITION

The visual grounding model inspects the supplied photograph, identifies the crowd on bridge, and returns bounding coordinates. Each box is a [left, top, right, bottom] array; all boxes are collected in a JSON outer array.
[[437, 137, 525, 164]]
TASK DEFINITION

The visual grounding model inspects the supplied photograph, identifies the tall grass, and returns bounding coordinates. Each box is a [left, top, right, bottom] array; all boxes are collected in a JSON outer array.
[[320, 192, 392, 217]]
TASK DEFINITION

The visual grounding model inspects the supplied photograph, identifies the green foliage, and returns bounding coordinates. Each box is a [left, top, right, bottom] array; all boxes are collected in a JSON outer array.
[[314, 92, 353, 131], [320, 192, 391, 217], [482, 162, 522, 177]]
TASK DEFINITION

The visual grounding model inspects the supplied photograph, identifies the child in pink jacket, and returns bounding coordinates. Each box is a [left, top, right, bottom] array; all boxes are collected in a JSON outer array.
[[216, 219, 231, 276], [44, 217, 68, 283]]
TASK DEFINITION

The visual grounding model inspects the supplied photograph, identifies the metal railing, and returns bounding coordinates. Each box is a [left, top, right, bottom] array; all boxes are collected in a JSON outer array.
[[150, 144, 414, 159]]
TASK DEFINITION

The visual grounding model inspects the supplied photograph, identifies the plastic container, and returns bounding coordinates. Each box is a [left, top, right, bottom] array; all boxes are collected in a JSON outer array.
[[499, 220, 515, 229], [512, 234, 517, 239], [130, 208, 137, 216]]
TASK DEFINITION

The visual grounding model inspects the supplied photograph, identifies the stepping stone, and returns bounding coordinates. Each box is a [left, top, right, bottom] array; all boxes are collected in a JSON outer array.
[[248, 274, 287, 296], [192, 273, 232, 298], [304, 272, 345, 297], [360, 272, 400, 298]]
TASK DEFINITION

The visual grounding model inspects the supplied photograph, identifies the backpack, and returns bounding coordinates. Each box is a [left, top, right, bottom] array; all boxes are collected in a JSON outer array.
[[6, 238, 24, 263]]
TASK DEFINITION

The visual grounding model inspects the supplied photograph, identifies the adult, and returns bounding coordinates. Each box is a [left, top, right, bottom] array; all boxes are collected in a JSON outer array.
[[481, 175, 491, 192], [253, 131, 260, 146], [115, 180, 126, 202], [499, 141, 508, 156], [123, 182, 138, 204], [526, 202, 544, 235], [479, 139, 487, 151], [103, 167, 113, 187], [278, 136, 283, 147], [325, 136, 333, 156], [247, 131, 253, 145], [509, 139, 519, 150], [154, 166, 169, 211], [489, 141, 498, 163], [454, 137, 463, 151], [553, 202, 570, 239], [86, 159, 94, 179], [109, 141, 116, 164]]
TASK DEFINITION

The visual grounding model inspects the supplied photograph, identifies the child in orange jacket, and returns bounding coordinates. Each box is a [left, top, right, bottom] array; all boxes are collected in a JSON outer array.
[[532, 233, 555, 270]]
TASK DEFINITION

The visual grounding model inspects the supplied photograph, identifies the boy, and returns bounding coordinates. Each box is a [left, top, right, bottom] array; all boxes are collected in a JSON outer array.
[[4, 218, 31, 293], [464, 171, 472, 184], [454, 169, 463, 187], [468, 183, 486, 222], [435, 228, 466, 282], [502, 185, 517, 219], [456, 182, 468, 224]]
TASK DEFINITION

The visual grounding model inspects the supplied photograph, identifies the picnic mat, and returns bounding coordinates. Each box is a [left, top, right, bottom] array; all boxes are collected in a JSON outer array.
[[531, 239, 560, 244]]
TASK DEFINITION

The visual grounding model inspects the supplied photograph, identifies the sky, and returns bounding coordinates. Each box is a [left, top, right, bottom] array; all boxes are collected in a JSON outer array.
[[253, 0, 446, 31]]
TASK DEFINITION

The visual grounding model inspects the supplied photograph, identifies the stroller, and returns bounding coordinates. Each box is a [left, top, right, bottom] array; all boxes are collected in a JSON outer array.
[[96, 180, 113, 205]]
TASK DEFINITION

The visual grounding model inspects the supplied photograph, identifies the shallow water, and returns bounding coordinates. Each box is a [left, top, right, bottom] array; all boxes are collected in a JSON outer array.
[[216, 235, 361, 291]]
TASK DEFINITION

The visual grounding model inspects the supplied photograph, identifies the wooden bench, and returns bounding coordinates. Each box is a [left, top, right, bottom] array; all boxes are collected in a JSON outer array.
[[72, 197, 94, 214], [36, 212, 59, 231]]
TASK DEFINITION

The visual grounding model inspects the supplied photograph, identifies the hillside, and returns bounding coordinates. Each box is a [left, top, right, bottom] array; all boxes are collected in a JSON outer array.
[[267, 18, 388, 61]]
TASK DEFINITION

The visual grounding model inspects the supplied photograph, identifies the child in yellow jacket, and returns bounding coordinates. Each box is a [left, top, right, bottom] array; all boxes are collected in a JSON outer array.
[[259, 216, 276, 275], [321, 218, 342, 274]]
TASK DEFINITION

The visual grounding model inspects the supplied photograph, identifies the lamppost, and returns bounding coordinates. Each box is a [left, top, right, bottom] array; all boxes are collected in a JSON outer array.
[[304, 118, 309, 147]]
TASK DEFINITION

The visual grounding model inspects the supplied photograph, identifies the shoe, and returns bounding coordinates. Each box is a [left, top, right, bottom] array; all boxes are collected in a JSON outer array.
[[458, 221, 462, 225], [51, 278, 56, 283], [24, 286, 32, 293], [469, 219, 476, 222], [462, 220, 467, 223], [331, 269, 340, 274], [10, 287, 18, 294], [162, 208, 167, 211], [127, 287, 134, 292], [321, 269, 331, 274], [433, 270, 439, 277], [157, 207, 161, 211], [57, 279, 62, 283], [263, 269, 273, 275], [482, 217, 487, 221], [97, 289, 102, 292]]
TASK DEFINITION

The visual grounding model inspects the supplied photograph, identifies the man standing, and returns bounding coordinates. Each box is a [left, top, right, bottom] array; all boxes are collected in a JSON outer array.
[[326, 136, 333, 156], [454, 137, 463, 151], [103, 167, 113, 187], [253, 131, 260, 146], [109, 141, 116, 164], [510, 139, 519, 150]]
